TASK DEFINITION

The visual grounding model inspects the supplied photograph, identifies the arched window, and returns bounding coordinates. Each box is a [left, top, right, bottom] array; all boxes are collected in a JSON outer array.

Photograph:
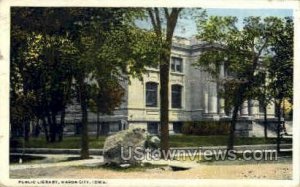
[[146, 82, 158, 107], [172, 84, 182, 108]]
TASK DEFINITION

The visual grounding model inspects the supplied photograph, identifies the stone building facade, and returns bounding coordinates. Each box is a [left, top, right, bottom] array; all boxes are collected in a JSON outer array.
[[64, 37, 277, 136]]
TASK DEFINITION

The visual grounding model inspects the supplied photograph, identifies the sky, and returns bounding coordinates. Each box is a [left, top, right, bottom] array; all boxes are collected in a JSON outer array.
[[138, 8, 293, 38], [177, 8, 293, 38]]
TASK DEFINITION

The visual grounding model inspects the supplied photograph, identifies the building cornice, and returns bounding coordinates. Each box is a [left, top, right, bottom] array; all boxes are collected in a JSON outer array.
[[172, 42, 225, 55]]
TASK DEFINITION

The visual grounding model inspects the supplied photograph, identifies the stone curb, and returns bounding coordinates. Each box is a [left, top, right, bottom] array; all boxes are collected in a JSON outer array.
[[10, 144, 292, 155], [170, 144, 292, 151]]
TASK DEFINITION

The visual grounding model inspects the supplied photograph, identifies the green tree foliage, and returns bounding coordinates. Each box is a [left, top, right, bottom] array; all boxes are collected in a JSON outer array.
[[70, 9, 160, 158], [268, 17, 293, 103], [194, 15, 291, 150], [267, 17, 293, 152], [10, 7, 160, 159], [11, 8, 78, 142]]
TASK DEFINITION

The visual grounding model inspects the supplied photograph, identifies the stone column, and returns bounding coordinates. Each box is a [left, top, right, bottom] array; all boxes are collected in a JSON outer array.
[[168, 123, 174, 135], [228, 107, 233, 117], [208, 83, 218, 114], [203, 90, 208, 113], [249, 100, 259, 117], [218, 98, 225, 116], [240, 101, 249, 116], [220, 62, 225, 78], [209, 95, 218, 113], [218, 62, 225, 116]]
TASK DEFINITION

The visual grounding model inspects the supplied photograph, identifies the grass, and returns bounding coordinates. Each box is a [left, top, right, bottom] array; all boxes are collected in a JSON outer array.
[[11, 136, 106, 149], [10, 154, 46, 164], [11, 135, 292, 149], [169, 135, 292, 147]]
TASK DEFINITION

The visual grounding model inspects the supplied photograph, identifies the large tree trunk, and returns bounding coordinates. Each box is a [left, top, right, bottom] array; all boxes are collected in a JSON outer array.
[[79, 81, 89, 159], [23, 88, 30, 142], [24, 120, 30, 142], [46, 111, 53, 137], [264, 105, 268, 139], [49, 112, 57, 142], [227, 87, 244, 151], [34, 118, 40, 137], [227, 104, 239, 151], [160, 52, 170, 157], [59, 75, 72, 142], [282, 101, 287, 134], [276, 99, 282, 153], [42, 117, 50, 142], [227, 54, 261, 150], [58, 109, 65, 142], [96, 110, 100, 139], [147, 8, 182, 158]]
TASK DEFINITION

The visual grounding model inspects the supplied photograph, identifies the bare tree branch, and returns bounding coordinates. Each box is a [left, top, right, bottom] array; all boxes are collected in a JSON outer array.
[[257, 38, 269, 58], [154, 8, 162, 34], [165, 8, 182, 41], [147, 8, 161, 37], [147, 9, 156, 28], [163, 8, 170, 19]]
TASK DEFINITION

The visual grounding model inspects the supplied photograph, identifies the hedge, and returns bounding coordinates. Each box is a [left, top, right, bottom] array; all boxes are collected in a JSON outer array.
[[182, 121, 230, 135]]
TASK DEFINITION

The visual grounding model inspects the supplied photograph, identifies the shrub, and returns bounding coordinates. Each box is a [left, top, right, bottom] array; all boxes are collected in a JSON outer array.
[[182, 121, 230, 135], [10, 138, 24, 148]]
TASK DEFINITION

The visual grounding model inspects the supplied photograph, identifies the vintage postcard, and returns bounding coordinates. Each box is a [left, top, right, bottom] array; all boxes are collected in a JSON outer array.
[[0, 0, 299, 186]]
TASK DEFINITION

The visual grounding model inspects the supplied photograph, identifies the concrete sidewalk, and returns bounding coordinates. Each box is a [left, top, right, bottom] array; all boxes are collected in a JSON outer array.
[[10, 144, 292, 155], [10, 143, 292, 172], [10, 154, 103, 171], [10, 154, 199, 171]]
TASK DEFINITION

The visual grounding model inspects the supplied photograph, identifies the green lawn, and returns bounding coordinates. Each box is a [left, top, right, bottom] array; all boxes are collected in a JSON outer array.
[[11, 136, 106, 149], [169, 135, 292, 147], [11, 135, 292, 149]]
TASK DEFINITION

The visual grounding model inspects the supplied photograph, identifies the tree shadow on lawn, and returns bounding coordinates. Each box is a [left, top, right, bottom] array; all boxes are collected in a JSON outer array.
[[10, 154, 46, 164], [10, 154, 94, 165]]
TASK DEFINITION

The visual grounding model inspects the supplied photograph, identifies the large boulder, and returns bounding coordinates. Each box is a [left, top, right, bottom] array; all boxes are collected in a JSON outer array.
[[103, 128, 147, 165]]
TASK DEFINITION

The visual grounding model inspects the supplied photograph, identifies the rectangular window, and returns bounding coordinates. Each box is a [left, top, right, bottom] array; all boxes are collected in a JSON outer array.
[[147, 122, 159, 134], [172, 85, 182, 108], [109, 122, 120, 132], [173, 122, 183, 133], [171, 57, 183, 73], [146, 82, 158, 107]]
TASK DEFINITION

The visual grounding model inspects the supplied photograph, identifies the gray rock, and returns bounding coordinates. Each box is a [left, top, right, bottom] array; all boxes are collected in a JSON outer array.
[[146, 136, 161, 149], [103, 128, 147, 165]]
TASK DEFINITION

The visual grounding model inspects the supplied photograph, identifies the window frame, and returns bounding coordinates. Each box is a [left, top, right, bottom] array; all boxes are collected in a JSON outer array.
[[171, 57, 183, 73], [145, 82, 158, 107], [171, 84, 182, 109], [147, 122, 159, 134]]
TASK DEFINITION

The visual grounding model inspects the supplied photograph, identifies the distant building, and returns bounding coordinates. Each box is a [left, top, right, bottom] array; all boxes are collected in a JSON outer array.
[[63, 37, 280, 136]]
